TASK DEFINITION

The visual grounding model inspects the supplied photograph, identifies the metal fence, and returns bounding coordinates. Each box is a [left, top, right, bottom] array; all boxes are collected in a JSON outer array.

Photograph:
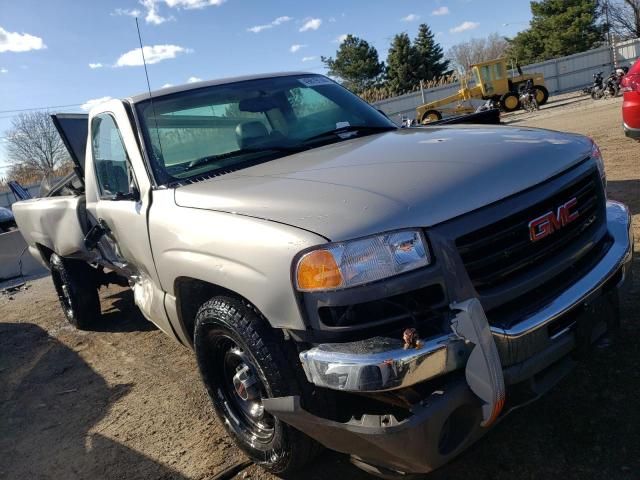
[[374, 37, 640, 124]]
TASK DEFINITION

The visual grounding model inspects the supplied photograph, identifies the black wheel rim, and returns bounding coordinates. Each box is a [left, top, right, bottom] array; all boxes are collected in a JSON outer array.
[[209, 333, 275, 446], [52, 269, 74, 320]]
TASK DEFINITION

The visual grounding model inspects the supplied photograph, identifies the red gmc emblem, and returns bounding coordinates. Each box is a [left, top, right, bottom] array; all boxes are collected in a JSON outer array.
[[528, 197, 579, 242]]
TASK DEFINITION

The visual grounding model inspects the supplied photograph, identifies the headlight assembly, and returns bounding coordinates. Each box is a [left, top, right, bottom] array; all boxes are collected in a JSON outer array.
[[295, 229, 430, 292]]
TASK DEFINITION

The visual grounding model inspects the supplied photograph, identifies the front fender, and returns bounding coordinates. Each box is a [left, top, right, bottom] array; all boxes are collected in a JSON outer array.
[[149, 190, 327, 331]]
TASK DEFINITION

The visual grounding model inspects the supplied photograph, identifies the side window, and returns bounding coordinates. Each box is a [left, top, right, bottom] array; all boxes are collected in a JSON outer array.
[[492, 63, 504, 80], [91, 114, 135, 198]]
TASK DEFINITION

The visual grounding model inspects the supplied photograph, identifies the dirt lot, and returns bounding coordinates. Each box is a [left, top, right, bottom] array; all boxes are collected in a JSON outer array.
[[1, 94, 638, 480]]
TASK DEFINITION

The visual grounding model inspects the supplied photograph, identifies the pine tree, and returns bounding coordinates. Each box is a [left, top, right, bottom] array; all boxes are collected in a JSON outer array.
[[321, 35, 385, 93], [508, 0, 604, 64], [414, 24, 450, 81], [385, 33, 421, 95]]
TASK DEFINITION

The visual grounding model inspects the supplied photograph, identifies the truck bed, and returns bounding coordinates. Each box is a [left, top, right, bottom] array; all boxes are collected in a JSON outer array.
[[12, 195, 90, 264]]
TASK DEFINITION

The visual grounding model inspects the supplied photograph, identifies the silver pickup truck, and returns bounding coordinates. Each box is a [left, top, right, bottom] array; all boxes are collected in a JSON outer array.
[[13, 73, 634, 478]]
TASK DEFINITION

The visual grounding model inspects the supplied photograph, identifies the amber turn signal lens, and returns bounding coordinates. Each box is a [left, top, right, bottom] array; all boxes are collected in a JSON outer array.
[[296, 250, 343, 291]]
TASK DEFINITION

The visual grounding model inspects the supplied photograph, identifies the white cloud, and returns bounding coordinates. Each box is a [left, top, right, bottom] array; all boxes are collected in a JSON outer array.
[[401, 14, 420, 22], [81, 96, 113, 112], [88, 63, 103, 69], [432, 6, 449, 16], [450, 21, 480, 33], [187, 76, 202, 83], [247, 15, 292, 33], [328, 17, 336, 23], [115, 45, 191, 67], [135, 0, 226, 25], [141, 0, 172, 24], [112, 8, 142, 17], [161, 83, 173, 88], [0, 26, 46, 53], [290, 44, 306, 53], [0, 68, 7, 74], [165, 0, 225, 8], [272, 16, 292, 25], [299, 18, 322, 32], [302, 56, 316, 62], [333, 34, 348, 44], [247, 24, 271, 33]]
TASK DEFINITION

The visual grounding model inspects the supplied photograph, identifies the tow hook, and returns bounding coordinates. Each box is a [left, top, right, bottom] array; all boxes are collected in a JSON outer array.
[[450, 298, 505, 426], [402, 327, 422, 349]]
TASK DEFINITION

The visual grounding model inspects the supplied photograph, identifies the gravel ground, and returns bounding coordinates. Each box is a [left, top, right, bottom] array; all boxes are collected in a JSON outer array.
[[1, 94, 638, 480]]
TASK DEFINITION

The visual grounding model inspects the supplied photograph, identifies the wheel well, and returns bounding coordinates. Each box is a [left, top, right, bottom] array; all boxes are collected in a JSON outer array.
[[174, 277, 264, 347]]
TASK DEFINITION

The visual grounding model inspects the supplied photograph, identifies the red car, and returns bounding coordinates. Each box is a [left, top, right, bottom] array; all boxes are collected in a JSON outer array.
[[621, 59, 640, 140]]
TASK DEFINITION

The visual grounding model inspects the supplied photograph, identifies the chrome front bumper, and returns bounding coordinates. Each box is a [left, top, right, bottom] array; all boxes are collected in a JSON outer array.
[[299, 201, 634, 393]]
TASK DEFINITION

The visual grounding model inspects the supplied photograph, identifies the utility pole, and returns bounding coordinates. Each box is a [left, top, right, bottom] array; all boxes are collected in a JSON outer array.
[[603, 0, 618, 68]]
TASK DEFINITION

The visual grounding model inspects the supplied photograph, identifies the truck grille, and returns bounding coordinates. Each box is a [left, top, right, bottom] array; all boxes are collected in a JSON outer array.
[[456, 169, 605, 294]]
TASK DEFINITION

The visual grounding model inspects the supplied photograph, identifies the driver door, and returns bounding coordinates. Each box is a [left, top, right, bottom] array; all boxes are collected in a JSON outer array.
[[85, 102, 174, 336]]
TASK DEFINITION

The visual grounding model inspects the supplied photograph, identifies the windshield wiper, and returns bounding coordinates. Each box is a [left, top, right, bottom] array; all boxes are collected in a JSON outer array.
[[185, 145, 308, 171], [301, 125, 396, 144]]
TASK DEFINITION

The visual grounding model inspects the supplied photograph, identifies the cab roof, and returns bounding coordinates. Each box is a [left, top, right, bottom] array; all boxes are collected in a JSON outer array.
[[127, 71, 314, 104]]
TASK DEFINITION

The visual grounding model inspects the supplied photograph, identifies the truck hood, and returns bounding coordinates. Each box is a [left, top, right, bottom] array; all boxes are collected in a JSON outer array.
[[174, 126, 594, 241]]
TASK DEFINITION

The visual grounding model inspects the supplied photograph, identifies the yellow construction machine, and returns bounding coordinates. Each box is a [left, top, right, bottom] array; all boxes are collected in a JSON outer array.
[[416, 58, 548, 123]]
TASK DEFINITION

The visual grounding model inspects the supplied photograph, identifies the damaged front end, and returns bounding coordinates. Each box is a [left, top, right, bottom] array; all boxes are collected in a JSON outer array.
[[266, 200, 633, 477], [265, 298, 504, 476]]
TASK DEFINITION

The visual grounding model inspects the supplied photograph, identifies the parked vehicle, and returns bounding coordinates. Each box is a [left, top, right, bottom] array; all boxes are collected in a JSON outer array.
[[12, 73, 633, 478], [603, 70, 621, 99], [0, 206, 17, 233], [590, 71, 605, 99], [416, 57, 548, 122], [519, 81, 539, 112], [621, 59, 640, 140]]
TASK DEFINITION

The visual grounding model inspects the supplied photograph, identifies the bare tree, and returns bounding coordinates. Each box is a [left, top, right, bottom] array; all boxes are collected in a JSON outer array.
[[606, 0, 640, 40], [5, 112, 71, 179], [446, 33, 510, 73]]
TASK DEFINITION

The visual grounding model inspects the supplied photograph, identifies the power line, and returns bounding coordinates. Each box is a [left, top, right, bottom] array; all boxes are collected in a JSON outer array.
[[0, 103, 84, 115]]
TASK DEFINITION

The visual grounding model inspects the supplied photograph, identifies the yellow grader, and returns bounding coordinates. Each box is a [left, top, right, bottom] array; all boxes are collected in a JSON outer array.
[[416, 57, 548, 123]]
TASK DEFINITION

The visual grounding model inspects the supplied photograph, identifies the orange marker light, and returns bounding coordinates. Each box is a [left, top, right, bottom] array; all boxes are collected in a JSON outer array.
[[297, 250, 343, 291]]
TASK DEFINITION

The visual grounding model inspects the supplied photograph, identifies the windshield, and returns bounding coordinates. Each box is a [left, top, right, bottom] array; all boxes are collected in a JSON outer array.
[[135, 74, 396, 185]]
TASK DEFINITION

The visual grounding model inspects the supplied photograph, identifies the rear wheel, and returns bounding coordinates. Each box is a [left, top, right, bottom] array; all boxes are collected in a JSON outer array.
[[500, 92, 520, 112], [533, 85, 549, 105], [194, 296, 321, 475], [50, 254, 100, 329], [421, 110, 442, 124]]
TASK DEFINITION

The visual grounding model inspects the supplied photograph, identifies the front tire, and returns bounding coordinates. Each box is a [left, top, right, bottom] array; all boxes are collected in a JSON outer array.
[[421, 110, 442, 124], [533, 85, 549, 105], [194, 296, 321, 475], [500, 92, 520, 112], [50, 254, 100, 329]]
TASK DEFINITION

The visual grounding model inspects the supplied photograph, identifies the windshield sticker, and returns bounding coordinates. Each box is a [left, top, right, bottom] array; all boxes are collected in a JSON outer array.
[[336, 121, 350, 129], [298, 77, 334, 87]]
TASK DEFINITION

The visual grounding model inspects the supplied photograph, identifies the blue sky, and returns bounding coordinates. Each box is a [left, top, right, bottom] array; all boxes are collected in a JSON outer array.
[[0, 0, 532, 175]]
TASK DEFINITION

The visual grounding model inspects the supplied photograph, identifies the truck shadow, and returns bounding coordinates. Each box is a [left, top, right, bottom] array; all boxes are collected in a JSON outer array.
[[90, 288, 157, 333], [0, 322, 187, 480]]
